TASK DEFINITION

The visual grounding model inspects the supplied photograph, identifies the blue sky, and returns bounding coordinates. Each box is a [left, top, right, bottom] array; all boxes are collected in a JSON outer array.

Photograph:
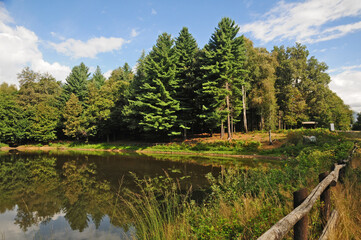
[[1, 0, 361, 112]]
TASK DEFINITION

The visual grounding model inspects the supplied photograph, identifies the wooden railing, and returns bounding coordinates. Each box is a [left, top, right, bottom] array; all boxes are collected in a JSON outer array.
[[257, 145, 357, 240]]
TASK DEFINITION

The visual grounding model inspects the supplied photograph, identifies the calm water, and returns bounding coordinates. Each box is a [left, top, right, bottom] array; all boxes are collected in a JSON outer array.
[[0, 151, 278, 239]]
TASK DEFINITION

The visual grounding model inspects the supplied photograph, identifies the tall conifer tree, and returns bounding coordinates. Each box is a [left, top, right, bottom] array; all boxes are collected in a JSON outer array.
[[174, 27, 199, 139], [128, 33, 180, 137], [201, 17, 246, 139], [61, 62, 90, 104], [91, 66, 106, 89]]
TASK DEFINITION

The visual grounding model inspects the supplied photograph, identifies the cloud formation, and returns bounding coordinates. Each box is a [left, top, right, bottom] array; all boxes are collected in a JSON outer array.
[[50, 37, 130, 59], [329, 66, 361, 112], [130, 28, 139, 38], [239, 0, 361, 43], [0, 3, 70, 84]]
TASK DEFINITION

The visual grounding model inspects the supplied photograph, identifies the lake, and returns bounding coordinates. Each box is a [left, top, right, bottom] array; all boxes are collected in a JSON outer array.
[[0, 150, 279, 239]]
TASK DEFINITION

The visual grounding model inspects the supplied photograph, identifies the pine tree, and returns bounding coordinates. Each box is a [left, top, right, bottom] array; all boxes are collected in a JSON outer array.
[[61, 62, 90, 104], [123, 51, 148, 133], [128, 33, 180, 137], [201, 17, 246, 139], [91, 66, 106, 89], [174, 27, 199, 139]]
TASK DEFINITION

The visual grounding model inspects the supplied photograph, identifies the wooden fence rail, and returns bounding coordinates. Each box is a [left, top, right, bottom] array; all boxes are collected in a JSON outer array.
[[257, 145, 357, 240]]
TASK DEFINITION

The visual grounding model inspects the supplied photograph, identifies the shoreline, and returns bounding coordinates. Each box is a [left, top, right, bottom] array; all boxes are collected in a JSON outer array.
[[0, 145, 286, 160]]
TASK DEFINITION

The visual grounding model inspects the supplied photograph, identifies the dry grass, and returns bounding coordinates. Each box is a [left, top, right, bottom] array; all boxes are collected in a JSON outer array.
[[330, 181, 361, 239], [183, 131, 287, 150], [329, 150, 361, 240]]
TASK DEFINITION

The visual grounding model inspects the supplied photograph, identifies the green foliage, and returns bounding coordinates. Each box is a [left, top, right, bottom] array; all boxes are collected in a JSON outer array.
[[245, 38, 278, 131], [128, 33, 180, 136], [90, 66, 106, 89], [174, 27, 200, 138], [0, 17, 353, 143], [63, 94, 86, 140], [150, 140, 261, 154], [200, 17, 246, 137], [30, 103, 59, 143], [61, 62, 90, 104], [0, 83, 22, 143]]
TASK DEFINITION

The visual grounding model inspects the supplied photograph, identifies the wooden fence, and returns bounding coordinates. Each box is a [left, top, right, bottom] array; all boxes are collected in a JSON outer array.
[[257, 144, 357, 240]]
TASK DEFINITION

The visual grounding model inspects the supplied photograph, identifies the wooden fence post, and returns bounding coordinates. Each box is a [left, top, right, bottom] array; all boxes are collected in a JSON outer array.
[[293, 188, 309, 240], [319, 172, 331, 225]]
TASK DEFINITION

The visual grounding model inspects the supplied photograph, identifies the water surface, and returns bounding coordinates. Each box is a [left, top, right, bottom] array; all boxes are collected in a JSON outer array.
[[0, 151, 279, 239]]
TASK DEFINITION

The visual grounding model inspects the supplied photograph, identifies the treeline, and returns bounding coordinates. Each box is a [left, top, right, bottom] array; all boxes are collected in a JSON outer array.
[[0, 17, 352, 144]]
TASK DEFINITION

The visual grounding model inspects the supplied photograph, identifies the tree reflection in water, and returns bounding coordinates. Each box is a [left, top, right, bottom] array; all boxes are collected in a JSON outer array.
[[0, 151, 220, 238]]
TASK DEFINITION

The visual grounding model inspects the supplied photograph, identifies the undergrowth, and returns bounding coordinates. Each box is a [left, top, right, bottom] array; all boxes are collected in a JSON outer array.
[[119, 129, 354, 239]]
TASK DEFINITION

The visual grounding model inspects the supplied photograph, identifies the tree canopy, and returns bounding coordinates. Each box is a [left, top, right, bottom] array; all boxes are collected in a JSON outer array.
[[0, 17, 353, 144]]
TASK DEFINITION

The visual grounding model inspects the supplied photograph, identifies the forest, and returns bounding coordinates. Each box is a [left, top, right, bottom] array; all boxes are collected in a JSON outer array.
[[0, 17, 354, 145]]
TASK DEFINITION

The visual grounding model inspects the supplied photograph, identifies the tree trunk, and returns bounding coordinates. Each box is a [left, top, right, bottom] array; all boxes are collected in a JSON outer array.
[[226, 82, 232, 140], [106, 134, 110, 143], [242, 85, 248, 133], [278, 110, 282, 130], [261, 114, 265, 131], [231, 116, 234, 134], [221, 121, 224, 139], [183, 126, 187, 141]]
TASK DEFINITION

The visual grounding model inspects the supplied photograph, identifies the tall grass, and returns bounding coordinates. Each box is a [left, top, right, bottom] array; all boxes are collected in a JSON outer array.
[[120, 169, 291, 240], [330, 167, 361, 240], [120, 173, 192, 240], [118, 129, 355, 239]]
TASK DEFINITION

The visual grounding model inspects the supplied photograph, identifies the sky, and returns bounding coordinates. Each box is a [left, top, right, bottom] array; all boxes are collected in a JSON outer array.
[[0, 0, 361, 112]]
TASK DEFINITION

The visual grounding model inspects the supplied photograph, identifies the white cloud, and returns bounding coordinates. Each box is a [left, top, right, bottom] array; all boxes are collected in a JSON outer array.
[[0, 3, 13, 23], [104, 70, 112, 79], [0, 4, 71, 85], [130, 28, 139, 38], [328, 64, 361, 73], [50, 37, 130, 59], [329, 68, 361, 112], [50, 31, 65, 41], [239, 0, 361, 43], [151, 8, 157, 15]]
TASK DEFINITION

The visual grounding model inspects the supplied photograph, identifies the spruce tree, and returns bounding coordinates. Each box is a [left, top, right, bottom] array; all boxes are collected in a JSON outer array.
[[91, 66, 106, 89], [61, 62, 90, 104], [123, 51, 148, 133], [128, 33, 180, 137], [174, 27, 199, 139], [201, 17, 246, 139]]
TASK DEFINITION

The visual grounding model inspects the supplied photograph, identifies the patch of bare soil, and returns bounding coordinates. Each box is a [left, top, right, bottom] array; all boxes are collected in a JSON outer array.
[[182, 132, 287, 151]]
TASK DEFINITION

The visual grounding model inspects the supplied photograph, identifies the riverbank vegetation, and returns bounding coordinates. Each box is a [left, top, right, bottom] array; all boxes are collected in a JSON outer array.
[[0, 129, 358, 238], [330, 150, 361, 239], [118, 129, 357, 239], [0, 17, 353, 146]]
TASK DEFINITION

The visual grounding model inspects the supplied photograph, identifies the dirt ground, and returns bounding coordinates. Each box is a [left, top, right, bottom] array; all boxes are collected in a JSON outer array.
[[182, 131, 287, 150]]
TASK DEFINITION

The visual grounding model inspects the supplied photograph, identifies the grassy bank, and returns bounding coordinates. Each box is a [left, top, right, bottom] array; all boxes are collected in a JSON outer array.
[[1, 131, 285, 156], [330, 149, 361, 240], [118, 129, 356, 239]]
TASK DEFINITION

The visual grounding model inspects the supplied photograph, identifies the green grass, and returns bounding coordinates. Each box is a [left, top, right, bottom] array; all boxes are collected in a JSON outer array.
[[118, 129, 356, 239], [0, 142, 8, 148]]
